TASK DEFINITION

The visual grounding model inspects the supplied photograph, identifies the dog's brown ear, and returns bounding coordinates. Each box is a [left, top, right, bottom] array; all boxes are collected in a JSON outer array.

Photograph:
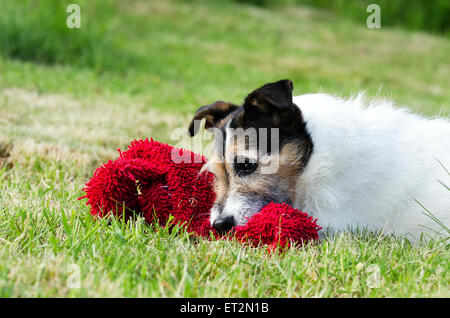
[[244, 79, 294, 113], [188, 101, 239, 136]]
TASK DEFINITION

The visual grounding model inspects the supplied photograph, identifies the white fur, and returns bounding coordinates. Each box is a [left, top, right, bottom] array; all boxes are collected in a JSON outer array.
[[293, 93, 450, 241]]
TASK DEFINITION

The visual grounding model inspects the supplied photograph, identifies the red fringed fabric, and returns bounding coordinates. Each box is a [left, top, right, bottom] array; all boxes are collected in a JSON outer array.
[[79, 138, 321, 249], [234, 202, 320, 249]]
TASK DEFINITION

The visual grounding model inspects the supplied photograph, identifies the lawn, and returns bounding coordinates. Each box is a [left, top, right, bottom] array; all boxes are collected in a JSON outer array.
[[0, 0, 448, 297]]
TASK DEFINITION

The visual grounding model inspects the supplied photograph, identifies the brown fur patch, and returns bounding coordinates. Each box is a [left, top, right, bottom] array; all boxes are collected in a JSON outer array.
[[207, 153, 229, 209], [223, 140, 303, 204], [188, 101, 238, 136]]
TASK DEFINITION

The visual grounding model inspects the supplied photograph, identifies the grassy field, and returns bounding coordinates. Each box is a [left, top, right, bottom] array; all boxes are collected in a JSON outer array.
[[0, 0, 449, 297]]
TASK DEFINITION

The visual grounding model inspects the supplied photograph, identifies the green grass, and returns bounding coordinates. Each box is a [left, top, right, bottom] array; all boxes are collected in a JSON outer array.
[[234, 0, 450, 35], [0, 0, 449, 297]]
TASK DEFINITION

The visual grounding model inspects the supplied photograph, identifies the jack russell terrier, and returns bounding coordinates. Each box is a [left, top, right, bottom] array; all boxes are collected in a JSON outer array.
[[188, 79, 450, 241]]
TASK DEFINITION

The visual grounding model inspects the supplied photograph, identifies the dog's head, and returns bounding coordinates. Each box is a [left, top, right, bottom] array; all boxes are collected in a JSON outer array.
[[188, 80, 313, 233]]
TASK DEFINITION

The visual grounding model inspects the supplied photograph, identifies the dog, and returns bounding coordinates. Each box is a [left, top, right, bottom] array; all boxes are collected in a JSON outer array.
[[188, 79, 450, 241]]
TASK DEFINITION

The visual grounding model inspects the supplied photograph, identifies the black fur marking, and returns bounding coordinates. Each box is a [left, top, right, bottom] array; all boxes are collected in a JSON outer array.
[[189, 80, 314, 172], [229, 79, 314, 169], [244, 79, 294, 111]]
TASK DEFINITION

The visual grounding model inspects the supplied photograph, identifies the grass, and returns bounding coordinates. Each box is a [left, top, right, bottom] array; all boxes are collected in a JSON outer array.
[[234, 0, 450, 35], [0, 0, 449, 297]]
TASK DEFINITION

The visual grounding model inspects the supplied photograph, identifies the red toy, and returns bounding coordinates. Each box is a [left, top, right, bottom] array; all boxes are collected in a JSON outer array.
[[79, 138, 321, 250]]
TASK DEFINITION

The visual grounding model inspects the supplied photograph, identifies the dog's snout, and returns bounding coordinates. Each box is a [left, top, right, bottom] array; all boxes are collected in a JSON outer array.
[[213, 216, 235, 234]]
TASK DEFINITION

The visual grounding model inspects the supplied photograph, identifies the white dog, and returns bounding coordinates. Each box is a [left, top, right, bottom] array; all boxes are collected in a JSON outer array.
[[188, 80, 450, 241]]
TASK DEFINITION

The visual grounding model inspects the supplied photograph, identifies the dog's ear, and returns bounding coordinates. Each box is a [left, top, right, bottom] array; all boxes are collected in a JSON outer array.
[[241, 79, 301, 129], [244, 79, 294, 113], [188, 101, 239, 136]]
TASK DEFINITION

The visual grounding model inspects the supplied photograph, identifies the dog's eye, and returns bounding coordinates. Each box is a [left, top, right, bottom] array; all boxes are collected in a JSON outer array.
[[234, 157, 258, 176]]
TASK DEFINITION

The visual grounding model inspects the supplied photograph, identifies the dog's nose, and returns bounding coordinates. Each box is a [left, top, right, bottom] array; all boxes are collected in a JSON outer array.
[[213, 216, 235, 234]]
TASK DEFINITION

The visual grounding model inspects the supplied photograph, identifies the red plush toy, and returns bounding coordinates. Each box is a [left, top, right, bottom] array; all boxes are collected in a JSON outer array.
[[79, 138, 321, 250]]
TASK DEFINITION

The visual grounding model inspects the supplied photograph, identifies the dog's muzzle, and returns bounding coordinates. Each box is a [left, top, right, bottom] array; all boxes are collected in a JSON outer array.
[[212, 216, 235, 234]]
